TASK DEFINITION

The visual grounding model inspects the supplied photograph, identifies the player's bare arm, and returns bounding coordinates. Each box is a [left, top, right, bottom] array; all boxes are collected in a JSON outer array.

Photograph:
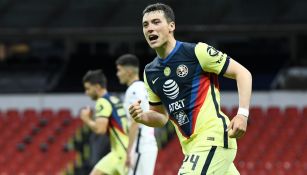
[[224, 59, 252, 139], [129, 100, 169, 127], [80, 106, 109, 134]]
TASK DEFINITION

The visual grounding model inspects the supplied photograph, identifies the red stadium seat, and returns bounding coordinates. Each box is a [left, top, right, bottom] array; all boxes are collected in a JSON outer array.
[[284, 106, 301, 127], [0, 108, 81, 174], [303, 106, 307, 117], [23, 109, 39, 124], [230, 106, 239, 119], [40, 108, 54, 120], [0, 110, 3, 118], [57, 108, 72, 118], [265, 106, 285, 131], [249, 106, 265, 126], [267, 106, 282, 118], [250, 106, 265, 117], [284, 106, 300, 117], [221, 106, 229, 116], [292, 169, 305, 175], [0, 116, 5, 130], [5, 109, 21, 123]]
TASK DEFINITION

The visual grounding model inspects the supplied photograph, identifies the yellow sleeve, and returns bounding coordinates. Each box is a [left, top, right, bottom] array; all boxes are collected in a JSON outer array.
[[95, 98, 112, 118], [143, 70, 161, 104], [195, 42, 229, 75]]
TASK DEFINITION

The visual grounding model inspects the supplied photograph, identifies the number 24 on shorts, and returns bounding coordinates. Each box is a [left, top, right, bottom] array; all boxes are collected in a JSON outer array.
[[182, 154, 200, 171]]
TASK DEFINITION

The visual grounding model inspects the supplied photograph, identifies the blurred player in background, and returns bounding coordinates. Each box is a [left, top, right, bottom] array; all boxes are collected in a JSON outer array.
[[116, 54, 158, 175], [129, 3, 252, 175], [81, 69, 128, 175]]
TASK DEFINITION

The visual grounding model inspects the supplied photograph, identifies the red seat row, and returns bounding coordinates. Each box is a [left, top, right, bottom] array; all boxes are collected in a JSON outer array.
[[0, 108, 82, 174]]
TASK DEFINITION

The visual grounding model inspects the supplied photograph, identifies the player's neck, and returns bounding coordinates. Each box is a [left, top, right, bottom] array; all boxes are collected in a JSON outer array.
[[97, 88, 107, 97], [127, 75, 139, 86], [156, 38, 176, 59]]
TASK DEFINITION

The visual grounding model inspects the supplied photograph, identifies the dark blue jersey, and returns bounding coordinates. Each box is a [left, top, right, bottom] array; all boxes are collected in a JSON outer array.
[[144, 41, 237, 153]]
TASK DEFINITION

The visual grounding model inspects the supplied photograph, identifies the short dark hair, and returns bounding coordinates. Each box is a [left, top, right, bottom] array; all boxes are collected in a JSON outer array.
[[142, 3, 175, 23], [83, 69, 107, 88], [116, 54, 139, 68]]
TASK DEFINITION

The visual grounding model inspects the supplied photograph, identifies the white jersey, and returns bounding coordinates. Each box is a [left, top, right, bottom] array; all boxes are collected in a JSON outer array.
[[124, 81, 157, 153]]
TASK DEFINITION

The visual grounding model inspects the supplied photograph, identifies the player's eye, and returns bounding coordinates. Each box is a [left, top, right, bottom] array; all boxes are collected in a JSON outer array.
[[153, 20, 160, 25]]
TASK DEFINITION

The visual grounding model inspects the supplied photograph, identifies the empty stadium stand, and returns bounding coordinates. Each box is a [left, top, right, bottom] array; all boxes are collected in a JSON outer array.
[[0, 108, 83, 175], [0, 106, 306, 174]]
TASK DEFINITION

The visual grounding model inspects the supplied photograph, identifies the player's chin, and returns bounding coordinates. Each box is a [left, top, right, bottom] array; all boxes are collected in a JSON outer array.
[[149, 42, 161, 49], [146, 42, 155, 48], [146, 40, 159, 48], [118, 79, 125, 85]]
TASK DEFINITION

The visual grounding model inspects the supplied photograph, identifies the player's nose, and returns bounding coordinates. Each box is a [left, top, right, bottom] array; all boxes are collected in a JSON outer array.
[[146, 24, 154, 33]]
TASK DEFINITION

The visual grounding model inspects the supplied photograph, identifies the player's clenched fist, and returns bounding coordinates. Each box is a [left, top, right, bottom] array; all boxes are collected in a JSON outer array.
[[129, 100, 144, 123], [80, 106, 92, 122], [227, 114, 248, 139]]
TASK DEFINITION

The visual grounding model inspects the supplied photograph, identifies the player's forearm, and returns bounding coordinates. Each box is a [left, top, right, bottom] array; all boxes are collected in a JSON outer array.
[[139, 110, 168, 127], [224, 59, 252, 109], [236, 69, 252, 109], [127, 122, 139, 153], [84, 119, 106, 134], [84, 119, 98, 132]]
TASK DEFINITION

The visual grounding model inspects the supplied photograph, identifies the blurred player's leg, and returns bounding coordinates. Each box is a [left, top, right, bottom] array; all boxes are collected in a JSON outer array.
[[129, 148, 158, 175], [94, 152, 127, 175]]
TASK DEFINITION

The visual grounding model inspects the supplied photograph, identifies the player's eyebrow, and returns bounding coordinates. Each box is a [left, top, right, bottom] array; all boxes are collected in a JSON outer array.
[[152, 18, 161, 23], [143, 17, 160, 23]]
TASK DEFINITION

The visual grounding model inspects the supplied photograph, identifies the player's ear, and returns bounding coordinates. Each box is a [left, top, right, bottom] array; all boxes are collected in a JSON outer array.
[[169, 21, 175, 33], [128, 69, 133, 75]]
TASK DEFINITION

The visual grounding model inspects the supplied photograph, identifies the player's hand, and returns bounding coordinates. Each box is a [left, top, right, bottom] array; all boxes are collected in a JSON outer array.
[[129, 100, 144, 123], [80, 106, 92, 122], [227, 114, 248, 139]]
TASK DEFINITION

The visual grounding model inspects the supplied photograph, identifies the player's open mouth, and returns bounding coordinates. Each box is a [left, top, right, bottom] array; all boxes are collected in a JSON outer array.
[[149, 35, 159, 42]]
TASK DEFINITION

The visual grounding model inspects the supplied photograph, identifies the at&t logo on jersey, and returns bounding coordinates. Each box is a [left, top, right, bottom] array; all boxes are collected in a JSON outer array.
[[169, 99, 185, 113], [163, 79, 179, 99]]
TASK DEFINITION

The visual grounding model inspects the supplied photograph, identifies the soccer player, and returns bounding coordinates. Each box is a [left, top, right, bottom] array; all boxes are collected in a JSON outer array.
[[80, 69, 128, 175], [116, 54, 158, 175], [129, 3, 252, 175]]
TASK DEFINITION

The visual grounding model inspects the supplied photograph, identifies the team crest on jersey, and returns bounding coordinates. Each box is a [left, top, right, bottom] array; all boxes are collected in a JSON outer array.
[[164, 67, 171, 77], [176, 64, 188, 77], [163, 79, 179, 99], [207, 46, 219, 57], [174, 110, 189, 126]]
